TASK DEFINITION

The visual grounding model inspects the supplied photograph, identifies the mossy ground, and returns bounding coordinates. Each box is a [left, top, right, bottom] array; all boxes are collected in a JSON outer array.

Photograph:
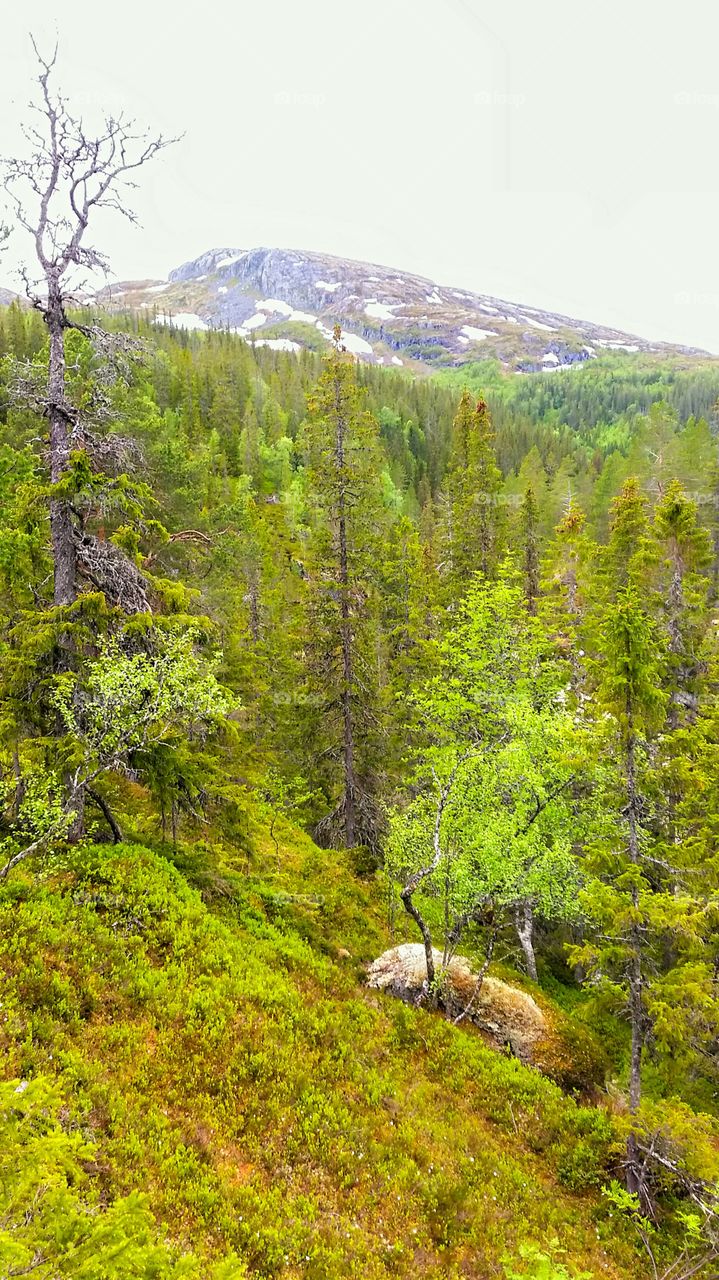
[[0, 815, 680, 1278]]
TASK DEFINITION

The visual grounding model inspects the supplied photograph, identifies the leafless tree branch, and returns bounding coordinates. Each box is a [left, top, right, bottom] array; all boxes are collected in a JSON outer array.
[[75, 532, 151, 613], [0, 37, 176, 626]]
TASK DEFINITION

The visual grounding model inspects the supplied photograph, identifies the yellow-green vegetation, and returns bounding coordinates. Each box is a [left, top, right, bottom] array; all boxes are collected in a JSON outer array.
[[1, 827, 654, 1280]]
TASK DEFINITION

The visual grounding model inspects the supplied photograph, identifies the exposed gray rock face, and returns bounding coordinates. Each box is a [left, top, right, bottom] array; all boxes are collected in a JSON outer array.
[[367, 943, 546, 1062], [100, 245, 710, 370], [168, 248, 243, 283]]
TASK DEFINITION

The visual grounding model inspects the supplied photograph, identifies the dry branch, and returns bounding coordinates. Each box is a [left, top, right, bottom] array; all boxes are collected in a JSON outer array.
[[75, 532, 150, 612]]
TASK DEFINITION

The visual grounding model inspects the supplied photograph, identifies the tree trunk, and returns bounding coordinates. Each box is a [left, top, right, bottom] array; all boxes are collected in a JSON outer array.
[[626, 946, 646, 1207], [627, 950, 643, 1118], [626, 728, 643, 1114], [625, 720, 646, 1201], [46, 284, 84, 837], [515, 902, 538, 981], [46, 286, 77, 608], [666, 557, 685, 730], [335, 374, 357, 848], [566, 563, 578, 616], [340, 584, 356, 848], [247, 569, 261, 643], [398, 769, 461, 1002], [86, 787, 123, 844], [400, 888, 435, 993]]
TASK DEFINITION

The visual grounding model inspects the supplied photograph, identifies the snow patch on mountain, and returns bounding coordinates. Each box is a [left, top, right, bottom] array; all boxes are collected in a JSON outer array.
[[252, 338, 301, 352], [365, 300, 396, 320], [316, 321, 373, 355], [154, 312, 208, 331], [597, 339, 640, 352], [521, 316, 556, 332], [461, 324, 497, 341], [257, 299, 293, 316], [342, 332, 373, 354], [257, 299, 317, 323]]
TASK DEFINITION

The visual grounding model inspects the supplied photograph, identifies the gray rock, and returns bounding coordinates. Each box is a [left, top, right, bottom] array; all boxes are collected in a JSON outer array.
[[367, 943, 546, 1062]]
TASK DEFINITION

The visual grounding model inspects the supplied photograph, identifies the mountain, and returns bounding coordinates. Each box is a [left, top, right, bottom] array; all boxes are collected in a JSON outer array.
[[97, 246, 709, 372]]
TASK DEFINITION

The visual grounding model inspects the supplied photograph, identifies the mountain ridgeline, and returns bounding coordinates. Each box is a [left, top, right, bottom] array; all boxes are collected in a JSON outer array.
[[97, 244, 712, 371]]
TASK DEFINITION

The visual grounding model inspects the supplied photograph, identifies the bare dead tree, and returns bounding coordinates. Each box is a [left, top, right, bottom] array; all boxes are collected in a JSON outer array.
[[2, 39, 176, 609], [0, 40, 176, 839]]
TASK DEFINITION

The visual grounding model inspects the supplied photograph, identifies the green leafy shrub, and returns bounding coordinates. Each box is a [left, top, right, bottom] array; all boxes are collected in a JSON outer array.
[[0, 1075, 246, 1278], [502, 1239, 593, 1279]]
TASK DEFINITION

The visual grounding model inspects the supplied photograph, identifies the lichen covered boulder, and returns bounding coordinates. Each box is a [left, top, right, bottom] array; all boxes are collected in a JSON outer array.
[[367, 943, 546, 1062], [367, 943, 608, 1091]]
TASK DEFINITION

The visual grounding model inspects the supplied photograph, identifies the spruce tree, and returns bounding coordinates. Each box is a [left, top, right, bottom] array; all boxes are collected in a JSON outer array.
[[577, 588, 666, 1206], [604, 476, 654, 594], [542, 498, 592, 696], [301, 328, 385, 850], [653, 479, 712, 726], [380, 513, 439, 768], [519, 483, 540, 615], [439, 390, 503, 594]]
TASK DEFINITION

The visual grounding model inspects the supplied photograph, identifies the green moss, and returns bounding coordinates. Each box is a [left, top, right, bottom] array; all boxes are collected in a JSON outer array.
[[0, 837, 654, 1278]]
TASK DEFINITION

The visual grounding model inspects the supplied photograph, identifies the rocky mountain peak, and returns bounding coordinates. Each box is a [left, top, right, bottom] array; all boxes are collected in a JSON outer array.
[[103, 246, 711, 371]]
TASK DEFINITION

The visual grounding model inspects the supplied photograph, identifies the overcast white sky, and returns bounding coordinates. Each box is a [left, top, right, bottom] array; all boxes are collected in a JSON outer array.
[[2, 0, 719, 349]]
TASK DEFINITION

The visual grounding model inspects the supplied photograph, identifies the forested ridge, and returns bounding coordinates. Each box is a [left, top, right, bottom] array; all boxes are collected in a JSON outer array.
[[5, 52, 719, 1280]]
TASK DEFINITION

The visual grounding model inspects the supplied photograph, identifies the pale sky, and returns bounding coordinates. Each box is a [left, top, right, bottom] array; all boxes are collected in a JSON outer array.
[[2, 0, 719, 350]]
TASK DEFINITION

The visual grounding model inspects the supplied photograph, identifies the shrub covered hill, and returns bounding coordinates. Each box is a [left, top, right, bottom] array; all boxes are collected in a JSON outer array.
[[5, 297, 719, 1279]]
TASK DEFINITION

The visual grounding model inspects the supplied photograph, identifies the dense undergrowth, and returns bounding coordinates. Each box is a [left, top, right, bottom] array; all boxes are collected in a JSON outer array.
[[1, 815, 700, 1280]]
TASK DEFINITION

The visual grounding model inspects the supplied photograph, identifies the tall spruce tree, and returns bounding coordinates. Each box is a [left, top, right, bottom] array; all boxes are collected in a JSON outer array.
[[301, 328, 385, 849], [653, 479, 712, 727], [439, 390, 503, 593], [519, 483, 540, 615], [576, 588, 667, 1207], [542, 499, 592, 697], [604, 476, 654, 594]]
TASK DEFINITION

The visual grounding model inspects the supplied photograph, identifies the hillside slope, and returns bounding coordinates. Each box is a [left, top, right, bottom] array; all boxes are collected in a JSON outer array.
[[97, 246, 710, 373], [1, 826, 646, 1280]]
